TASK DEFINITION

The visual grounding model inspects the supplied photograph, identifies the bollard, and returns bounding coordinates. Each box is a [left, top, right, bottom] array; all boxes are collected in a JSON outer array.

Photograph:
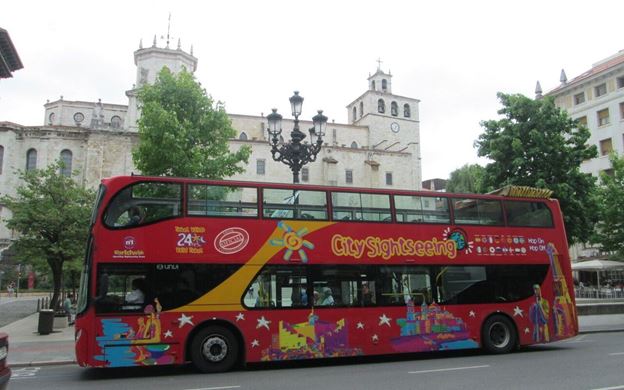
[[37, 298, 40, 312]]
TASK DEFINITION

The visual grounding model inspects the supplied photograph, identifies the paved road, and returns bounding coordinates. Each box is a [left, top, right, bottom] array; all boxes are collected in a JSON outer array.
[[0, 297, 38, 328], [8, 332, 624, 390]]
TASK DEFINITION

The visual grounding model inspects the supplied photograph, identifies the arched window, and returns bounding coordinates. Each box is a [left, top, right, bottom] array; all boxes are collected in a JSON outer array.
[[26, 148, 37, 171], [111, 115, 122, 129], [391, 101, 398, 116], [60, 149, 73, 177], [403, 104, 411, 118], [359, 102, 363, 117], [382, 79, 388, 92], [378, 99, 385, 113], [371, 80, 376, 90], [352, 106, 357, 121], [239, 132, 248, 141], [351, 141, 358, 148], [0, 145, 3, 175]]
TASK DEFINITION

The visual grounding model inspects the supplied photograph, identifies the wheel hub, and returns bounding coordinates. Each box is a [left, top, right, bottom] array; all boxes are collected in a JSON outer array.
[[202, 335, 228, 362], [489, 322, 510, 348]]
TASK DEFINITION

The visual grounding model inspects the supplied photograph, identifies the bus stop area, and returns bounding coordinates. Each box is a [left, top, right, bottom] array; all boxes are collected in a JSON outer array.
[[1, 303, 624, 368]]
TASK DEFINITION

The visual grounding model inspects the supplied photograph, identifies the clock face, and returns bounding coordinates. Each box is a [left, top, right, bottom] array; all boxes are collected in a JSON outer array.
[[391, 122, 400, 133]]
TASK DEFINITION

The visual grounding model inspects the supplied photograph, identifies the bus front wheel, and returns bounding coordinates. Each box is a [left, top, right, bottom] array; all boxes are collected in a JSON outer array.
[[191, 326, 239, 373], [481, 315, 517, 354]]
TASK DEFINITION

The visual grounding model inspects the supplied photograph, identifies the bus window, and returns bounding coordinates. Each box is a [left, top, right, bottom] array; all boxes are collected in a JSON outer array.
[[504, 200, 553, 227], [103, 182, 182, 228], [188, 184, 258, 217], [311, 266, 376, 307], [452, 198, 504, 226], [394, 195, 450, 223], [95, 263, 241, 313], [331, 192, 391, 222], [436, 265, 549, 304], [263, 188, 327, 220], [245, 266, 308, 309], [95, 264, 149, 313], [378, 266, 432, 306]]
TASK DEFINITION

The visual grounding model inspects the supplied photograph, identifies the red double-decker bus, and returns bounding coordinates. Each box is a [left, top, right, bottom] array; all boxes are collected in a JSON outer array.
[[74, 175, 577, 372]]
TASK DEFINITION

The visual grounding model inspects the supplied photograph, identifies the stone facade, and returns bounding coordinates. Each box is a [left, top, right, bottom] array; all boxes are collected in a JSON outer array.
[[0, 40, 422, 253], [543, 49, 624, 261], [545, 50, 624, 178]]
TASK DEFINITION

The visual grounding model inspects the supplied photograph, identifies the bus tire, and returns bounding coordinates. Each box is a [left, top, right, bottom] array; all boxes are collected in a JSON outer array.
[[190, 325, 239, 373], [481, 314, 517, 354]]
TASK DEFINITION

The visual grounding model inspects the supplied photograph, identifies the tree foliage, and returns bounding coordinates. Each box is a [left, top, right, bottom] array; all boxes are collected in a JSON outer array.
[[132, 67, 251, 179], [1, 161, 94, 309], [475, 93, 598, 245], [446, 164, 487, 194], [591, 153, 624, 256]]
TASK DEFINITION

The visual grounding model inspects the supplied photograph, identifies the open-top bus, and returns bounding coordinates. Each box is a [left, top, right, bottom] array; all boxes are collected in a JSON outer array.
[[74, 176, 577, 372]]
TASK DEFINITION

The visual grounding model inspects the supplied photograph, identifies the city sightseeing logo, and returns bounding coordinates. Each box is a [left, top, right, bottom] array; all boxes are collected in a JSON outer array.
[[270, 221, 315, 262], [443, 227, 473, 254]]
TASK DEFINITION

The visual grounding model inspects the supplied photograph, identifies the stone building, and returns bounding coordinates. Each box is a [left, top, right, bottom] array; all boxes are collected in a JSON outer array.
[[542, 49, 624, 178], [0, 38, 423, 252], [539, 49, 624, 260]]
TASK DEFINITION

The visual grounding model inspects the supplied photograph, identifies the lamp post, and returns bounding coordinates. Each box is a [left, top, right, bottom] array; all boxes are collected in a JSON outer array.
[[266, 91, 328, 184]]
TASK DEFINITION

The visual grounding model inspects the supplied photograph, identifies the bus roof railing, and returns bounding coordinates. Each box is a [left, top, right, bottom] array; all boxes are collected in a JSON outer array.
[[488, 185, 553, 199]]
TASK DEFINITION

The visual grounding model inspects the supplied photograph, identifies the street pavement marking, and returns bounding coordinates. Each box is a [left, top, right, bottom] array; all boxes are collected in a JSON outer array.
[[11, 367, 41, 379], [563, 335, 592, 343], [409, 365, 490, 374], [591, 385, 624, 390], [184, 386, 241, 390], [608, 352, 624, 356]]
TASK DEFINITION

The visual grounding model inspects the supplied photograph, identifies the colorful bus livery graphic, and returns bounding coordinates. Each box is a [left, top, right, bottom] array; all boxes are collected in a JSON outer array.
[[75, 177, 578, 373], [392, 300, 478, 352]]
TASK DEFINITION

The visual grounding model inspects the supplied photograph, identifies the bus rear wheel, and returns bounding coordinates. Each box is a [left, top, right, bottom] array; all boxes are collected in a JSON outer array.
[[191, 326, 239, 373], [481, 315, 516, 354]]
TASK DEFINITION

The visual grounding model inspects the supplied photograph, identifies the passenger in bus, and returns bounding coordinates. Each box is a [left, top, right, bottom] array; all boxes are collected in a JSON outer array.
[[127, 206, 145, 226], [126, 278, 146, 304], [319, 287, 335, 306], [360, 283, 374, 305]]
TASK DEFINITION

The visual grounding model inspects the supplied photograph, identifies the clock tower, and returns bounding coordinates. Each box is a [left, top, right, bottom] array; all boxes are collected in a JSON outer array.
[[346, 64, 421, 166], [125, 36, 198, 131]]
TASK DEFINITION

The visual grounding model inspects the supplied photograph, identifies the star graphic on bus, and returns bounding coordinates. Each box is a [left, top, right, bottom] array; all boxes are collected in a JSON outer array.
[[256, 316, 271, 330], [177, 313, 194, 328], [269, 221, 315, 263], [379, 314, 392, 327]]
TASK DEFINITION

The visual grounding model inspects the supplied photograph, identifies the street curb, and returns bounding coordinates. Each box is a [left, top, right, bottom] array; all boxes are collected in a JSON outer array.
[[11, 360, 76, 368], [579, 328, 624, 335]]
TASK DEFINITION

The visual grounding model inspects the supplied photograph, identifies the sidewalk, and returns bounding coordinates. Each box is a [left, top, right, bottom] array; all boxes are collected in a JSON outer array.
[[0, 312, 75, 367], [1, 311, 623, 368]]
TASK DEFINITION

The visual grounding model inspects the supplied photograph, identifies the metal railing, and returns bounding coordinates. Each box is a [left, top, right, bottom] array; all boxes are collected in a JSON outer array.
[[575, 288, 624, 299]]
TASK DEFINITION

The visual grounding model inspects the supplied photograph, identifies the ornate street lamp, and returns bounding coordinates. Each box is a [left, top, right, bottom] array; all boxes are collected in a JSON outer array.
[[266, 91, 328, 183]]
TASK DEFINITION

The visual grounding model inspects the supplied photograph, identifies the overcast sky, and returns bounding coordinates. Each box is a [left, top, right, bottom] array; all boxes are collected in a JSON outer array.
[[1, 0, 623, 180]]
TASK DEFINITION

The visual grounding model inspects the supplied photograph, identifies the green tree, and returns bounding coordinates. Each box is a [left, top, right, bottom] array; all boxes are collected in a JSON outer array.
[[1, 161, 94, 309], [133, 67, 251, 178], [446, 164, 487, 194], [591, 153, 624, 256], [475, 93, 598, 244]]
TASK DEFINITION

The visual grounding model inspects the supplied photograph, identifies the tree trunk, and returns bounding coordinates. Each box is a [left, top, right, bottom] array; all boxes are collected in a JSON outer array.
[[50, 261, 63, 311]]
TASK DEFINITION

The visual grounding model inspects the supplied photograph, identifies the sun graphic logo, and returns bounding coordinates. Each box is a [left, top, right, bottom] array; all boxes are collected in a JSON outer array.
[[269, 221, 315, 262], [443, 227, 474, 254]]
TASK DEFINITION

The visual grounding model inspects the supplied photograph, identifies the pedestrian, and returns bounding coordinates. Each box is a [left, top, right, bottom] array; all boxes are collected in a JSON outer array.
[[7, 282, 14, 298], [64, 293, 74, 325]]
